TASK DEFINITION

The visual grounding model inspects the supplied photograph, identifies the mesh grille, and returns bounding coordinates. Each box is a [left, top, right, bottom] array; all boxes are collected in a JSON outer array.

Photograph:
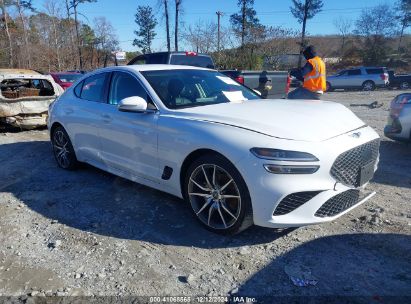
[[273, 191, 322, 216], [315, 189, 363, 217], [330, 139, 380, 187]]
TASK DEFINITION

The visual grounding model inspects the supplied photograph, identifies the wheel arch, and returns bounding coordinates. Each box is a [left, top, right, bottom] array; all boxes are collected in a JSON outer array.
[[180, 149, 224, 197], [362, 80, 375, 85], [326, 81, 332, 91], [179, 148, 249, 200], [179, 148, 254, 233], [50, 122, 64, 140], [50, 122, 76, 150]]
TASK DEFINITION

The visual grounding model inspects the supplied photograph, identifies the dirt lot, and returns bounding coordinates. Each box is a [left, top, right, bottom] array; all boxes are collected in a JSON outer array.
[[0, 89, 410, 303]]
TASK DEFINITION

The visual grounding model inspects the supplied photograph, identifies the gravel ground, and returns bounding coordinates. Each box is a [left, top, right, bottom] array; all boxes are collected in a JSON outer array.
[[0, 89, 410, 303]]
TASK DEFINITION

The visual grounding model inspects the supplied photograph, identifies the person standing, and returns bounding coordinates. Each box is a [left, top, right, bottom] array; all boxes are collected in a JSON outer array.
[[288, 45, 326, 100]]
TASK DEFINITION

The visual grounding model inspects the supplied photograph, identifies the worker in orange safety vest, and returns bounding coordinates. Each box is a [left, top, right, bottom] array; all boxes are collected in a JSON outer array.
[[288, 45, 326, 100]]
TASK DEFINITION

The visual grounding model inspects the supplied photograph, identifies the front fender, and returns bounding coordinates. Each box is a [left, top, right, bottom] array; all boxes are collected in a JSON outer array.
[[157, 116, 271, 197]]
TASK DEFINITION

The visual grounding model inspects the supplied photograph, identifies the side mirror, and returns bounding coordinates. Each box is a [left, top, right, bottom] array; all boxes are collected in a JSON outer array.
[[118, 96, 148, 112]]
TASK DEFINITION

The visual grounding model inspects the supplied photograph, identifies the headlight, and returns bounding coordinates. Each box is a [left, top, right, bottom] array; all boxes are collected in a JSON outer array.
[[250, 148, 319, 162]]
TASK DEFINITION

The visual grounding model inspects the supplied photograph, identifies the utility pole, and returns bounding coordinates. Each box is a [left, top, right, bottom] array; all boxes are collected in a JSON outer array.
[[216, 11, 223, 65], [175, 0, 181, 51]]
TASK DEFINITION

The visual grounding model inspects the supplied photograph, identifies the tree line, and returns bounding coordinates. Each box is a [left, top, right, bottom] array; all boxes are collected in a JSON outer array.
[[134, 0, 411, 70], [0, 0, 118, 71], [0, 0, 410, 72]]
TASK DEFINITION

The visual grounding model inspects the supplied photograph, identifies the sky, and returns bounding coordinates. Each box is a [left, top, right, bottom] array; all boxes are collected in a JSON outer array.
[[30, 0, 401, 52]]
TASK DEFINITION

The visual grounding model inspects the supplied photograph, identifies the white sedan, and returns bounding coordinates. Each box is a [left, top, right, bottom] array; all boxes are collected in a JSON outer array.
[[48, 65, 380, 234]]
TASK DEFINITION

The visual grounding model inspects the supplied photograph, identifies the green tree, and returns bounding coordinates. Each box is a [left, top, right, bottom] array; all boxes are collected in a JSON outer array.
[[230, 0, 263, 47], [290, 0, 323, 67], [133, 5, 157, 54], [80, 24, 96, 66]]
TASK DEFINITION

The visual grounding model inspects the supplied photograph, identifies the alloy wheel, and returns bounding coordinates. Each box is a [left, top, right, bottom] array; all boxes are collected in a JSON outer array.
[[53, 130, 71, 169], [363, 81, 374, 91], [400, 82, 409, 90], [188, 164, 242, 230]]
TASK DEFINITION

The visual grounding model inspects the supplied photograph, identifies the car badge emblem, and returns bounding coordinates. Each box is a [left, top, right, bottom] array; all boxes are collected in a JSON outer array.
[[350, 132, 361, 138]]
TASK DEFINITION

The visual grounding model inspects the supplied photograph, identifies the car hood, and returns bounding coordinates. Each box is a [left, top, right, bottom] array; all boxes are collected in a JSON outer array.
[[170, 99, 366, 142]]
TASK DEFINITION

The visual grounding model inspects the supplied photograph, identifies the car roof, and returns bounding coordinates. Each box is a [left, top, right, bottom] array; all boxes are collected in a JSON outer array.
[[353, 66, 386, 69], [0, 69, 41, 75], [112, 64, 212, 72]]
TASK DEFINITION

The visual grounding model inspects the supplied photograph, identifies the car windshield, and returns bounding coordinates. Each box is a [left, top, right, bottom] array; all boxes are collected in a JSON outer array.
[[141, 69, 260, 109], [56, 74, 82, 83]]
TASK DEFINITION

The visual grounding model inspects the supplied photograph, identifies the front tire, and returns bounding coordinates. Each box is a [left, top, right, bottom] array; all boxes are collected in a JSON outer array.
[[184, 154, 253, 235], [362, 80, 376, 91], [51, 126, 78, 170]]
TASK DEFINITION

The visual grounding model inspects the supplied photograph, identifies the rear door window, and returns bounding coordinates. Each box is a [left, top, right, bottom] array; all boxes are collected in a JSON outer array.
[[80, 73, 109, 102], [347, 69, 361, 76], [366, 68, 384, 74]]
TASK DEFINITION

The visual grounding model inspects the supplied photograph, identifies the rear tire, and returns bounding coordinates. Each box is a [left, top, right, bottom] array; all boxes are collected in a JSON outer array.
[[51, 126, 78, 170], [326, 82, 333, 92], [184, 153, 253, 235], [400, 81, 409, 90], [362, 80, 376, 91]]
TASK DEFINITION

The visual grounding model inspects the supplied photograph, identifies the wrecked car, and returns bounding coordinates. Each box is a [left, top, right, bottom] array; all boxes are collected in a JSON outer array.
[[0, 69, 64, 129]]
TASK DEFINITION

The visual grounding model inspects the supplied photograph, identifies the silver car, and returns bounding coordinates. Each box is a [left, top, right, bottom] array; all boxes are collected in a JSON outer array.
[[326, 67, 389, 91], [384, 93, 411, 142]]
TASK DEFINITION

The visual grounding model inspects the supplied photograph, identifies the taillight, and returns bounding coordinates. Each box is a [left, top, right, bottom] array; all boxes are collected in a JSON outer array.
[[185, 51, 197, 56], [380, 74, 387, 81], [61, 83, 71, 90], [286, 75, 291, 94], [235, 76, 244, 84]]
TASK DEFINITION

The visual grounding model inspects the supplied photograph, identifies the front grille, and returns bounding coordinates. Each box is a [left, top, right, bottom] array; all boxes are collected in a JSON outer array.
[[330, 139, 380, 187], [315, 189, 366, 217], [273, 191, 322, 216]]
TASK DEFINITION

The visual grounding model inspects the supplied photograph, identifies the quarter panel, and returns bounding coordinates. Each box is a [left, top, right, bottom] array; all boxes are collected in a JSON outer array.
[[49, 90, 102, 162]]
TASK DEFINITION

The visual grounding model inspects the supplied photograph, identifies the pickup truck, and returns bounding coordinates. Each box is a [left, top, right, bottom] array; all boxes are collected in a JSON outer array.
[[128, 51, 215, 69], [220, 70, 290, 99], [388, 70, 411, 90], [128, 52, 290, 99]]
